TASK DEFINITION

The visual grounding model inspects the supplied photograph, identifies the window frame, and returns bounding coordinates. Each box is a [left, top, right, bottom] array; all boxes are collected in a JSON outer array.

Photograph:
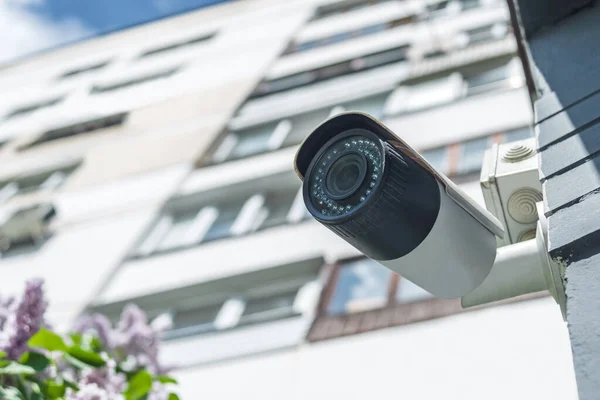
[[205, 91, 393, 167], [308, 256, 457, 341], [0, 161, 81, 203], [131, 180, 308, 258]]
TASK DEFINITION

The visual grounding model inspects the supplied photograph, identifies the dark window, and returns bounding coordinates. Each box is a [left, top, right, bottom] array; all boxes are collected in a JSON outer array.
[[90, 68, 180, 94], [165, 303, 222, 339], [0, 164, 79, 202], [466, 22, 509, 45], [139, 33, 216, 58], [58, 61, 110, 80], [465, 64, 513, 95], [284, 16, 414, 55], [4, 97, 63, 120], [239, 289, 299, 325], [214, 123, 279, 163], [0, 204, 56, 257], [457, 136, 491, 175], [421, 147, 450, 175], [313, 0, 392, 20], [202, 199, 246, 243], [23, 113, 128, 149], [257, 187, 300, 230], [308, 257, 461, 342], [252, 45, 408, 98], [503, 126, 533, 142], [327, 258, 394, 316]]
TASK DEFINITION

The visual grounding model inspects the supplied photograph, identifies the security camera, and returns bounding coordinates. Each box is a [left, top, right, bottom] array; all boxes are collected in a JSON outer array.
[[293, 112, 505, 298]]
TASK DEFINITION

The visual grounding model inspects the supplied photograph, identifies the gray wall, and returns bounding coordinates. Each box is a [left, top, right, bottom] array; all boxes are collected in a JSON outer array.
[[511, 0, 600, 397]]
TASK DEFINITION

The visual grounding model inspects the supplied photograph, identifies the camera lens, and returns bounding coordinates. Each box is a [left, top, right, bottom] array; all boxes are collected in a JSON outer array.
[[305, 130, 383, 219], [299, 114, 441, 262], [325, 152, 367, 200]]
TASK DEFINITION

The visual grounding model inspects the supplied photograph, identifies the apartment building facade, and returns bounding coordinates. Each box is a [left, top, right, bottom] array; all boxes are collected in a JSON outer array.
[[0, 0, 578, 398]]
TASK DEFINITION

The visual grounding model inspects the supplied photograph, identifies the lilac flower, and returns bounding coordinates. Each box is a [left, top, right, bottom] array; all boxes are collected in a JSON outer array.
[[65, 382, 124, 400], [73, 303, 172, 374], [72, 313, 115, 350], [147, 382, 170, 400], [79, 359, 126, 395], [0, 279, 47, 359], [113, 304, 162, 373]]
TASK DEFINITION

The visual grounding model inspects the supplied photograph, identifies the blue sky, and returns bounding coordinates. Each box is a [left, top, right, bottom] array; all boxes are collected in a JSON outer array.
[[0, 0, 232, 64]]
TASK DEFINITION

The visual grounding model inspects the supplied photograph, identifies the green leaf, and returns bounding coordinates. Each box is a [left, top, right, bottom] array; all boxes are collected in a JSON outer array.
[[124, 370, 153, 400], [156, 375, 178, 384], [168, 394, 180, 400], [44, 381, 66, 398], [27, 328, 68, 353], [68, 333, 83, 347], [63, 378, 79, 391], [67, 346, 106, 368], [19, 352, 50, 372], [0, 362, 36, 375], [0, 350, 7, 359], [63, 354, 90, 370], [0, 386, 25, 400]]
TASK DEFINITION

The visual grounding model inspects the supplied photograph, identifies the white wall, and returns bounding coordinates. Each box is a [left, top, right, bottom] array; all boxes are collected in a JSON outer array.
[[0, 165, 188, 330], [174, 298, 577, 400]]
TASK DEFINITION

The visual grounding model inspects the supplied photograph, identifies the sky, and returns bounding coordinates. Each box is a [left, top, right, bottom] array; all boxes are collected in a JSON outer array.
[[0, 0, 231, 64]]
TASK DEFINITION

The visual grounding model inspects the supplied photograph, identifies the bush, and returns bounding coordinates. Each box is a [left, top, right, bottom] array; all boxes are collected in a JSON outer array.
[[0, 279, 178, 400]]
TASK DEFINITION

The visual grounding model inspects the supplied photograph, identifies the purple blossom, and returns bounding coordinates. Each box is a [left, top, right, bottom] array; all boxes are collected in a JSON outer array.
[[65, 382, 124, 400], [72, 313, 115, 350], [73, 304, 172, 374], [79, 359, 126, 395], [0, 279, 47, 359], [113, 304, 162, 374]]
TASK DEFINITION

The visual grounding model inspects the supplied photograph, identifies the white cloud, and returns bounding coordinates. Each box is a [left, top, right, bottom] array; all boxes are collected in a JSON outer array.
[[0, 0, 91, 64]]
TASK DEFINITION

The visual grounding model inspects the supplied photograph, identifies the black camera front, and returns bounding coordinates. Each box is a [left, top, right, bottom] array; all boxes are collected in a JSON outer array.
[[300, 117, 440, 261]]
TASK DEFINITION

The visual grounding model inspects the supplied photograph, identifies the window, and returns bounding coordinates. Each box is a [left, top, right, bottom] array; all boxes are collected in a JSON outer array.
[[138, 32, 216, 58], [58, 61, 110, 80], [284, 17, 414, 55], [212, 122, 282, 163], [210, 91, 392, 165], [202, 198, 246, 243], [384, 73, 465, 115], [456, 136, 492, 175], [239, 289, 299, 326], [312, 0, 393, 20], [465, 60, 522, 95], [421, 147, 450, 174], [503, 126, 533, 142], [166, 303, 222, 339], [327, 258, 393, 315], [465, 22, 509, 45], [326, 258, 434, 316], [4, 97, 63, 120], [134, 179, 304, 257], [254, 187, 303, 230], [22, 112, 128, 149], [0, 203, 56, 257], [159, 275, 314, 341], [308, 257, 451, 342], [0, 163, 79, 203], [252, 45, 408, 98], [90, 67, 180, 94]]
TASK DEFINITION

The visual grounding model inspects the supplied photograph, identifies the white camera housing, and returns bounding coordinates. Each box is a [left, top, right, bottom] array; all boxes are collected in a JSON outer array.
[[294, 112, 505, 298]]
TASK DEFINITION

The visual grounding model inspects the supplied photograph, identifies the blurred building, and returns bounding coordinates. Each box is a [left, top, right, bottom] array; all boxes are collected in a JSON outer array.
[[0, 0, 578, 398]]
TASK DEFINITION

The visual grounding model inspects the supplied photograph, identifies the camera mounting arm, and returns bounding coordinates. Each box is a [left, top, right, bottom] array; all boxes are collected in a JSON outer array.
[[461, 203, 567, 320]]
